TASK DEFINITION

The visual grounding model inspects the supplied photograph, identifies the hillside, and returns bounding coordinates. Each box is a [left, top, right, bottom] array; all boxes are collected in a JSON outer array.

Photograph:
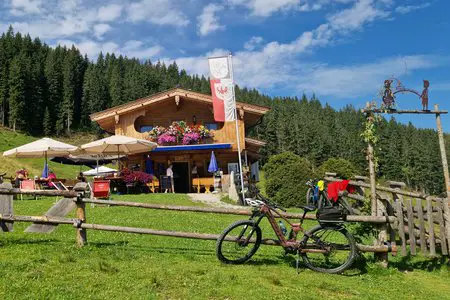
[[0, 127, 96, 179]]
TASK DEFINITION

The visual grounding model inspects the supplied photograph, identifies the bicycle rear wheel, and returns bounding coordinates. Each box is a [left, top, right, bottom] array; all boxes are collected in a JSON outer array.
[[216, 220, 262, 264], [301, 225, 356, 274]]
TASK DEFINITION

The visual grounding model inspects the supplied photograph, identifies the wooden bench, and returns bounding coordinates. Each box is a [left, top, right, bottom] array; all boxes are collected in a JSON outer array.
[[146, 179, 159, 193], [192, 177, 214, 193]]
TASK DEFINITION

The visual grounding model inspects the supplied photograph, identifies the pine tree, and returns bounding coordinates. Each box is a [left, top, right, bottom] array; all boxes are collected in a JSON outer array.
[[8, 54, 27, 131], [45, 47, 63, 134], [109, 61, 124, 107], [43, 106, 52, 136]]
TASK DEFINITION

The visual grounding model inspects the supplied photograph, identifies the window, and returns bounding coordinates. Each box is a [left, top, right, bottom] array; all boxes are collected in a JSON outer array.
[[140, 125, 154, 133], [205, 123, 218, 130]]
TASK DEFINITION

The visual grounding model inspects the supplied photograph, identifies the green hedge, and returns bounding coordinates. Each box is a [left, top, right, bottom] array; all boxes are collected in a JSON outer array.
[[263, 152, 313, 207], [316, 158, 359, 179]]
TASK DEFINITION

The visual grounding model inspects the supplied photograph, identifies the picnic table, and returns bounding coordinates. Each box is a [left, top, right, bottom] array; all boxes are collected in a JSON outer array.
[[192, 177, 215, 193]]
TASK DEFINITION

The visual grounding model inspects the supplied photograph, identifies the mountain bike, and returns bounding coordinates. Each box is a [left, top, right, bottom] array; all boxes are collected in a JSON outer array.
[[216, 191, 357, 274]]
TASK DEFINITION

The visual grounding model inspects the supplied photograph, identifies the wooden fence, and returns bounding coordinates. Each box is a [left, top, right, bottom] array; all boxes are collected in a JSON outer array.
[[325, 173, 450, 257], [2, 176, 449, 260], [0, 182, 396, 254]]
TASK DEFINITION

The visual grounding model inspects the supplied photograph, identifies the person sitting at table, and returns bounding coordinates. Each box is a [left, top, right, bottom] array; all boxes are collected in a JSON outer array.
[[15, 168, 28, 187], [77, 172, 86, 183], [47, 170, 57, 188]]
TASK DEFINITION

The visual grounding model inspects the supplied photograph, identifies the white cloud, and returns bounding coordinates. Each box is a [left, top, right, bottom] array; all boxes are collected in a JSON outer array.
[[395, 2, 431, 14], [121, 40, 163, 58], [2, 19, 92, 39], [126, 0, 189, 26], [243, 36, 264, 50], [10, 0, 43, 15], [58, 0, 82, 13], [327, 0, 390, 32], [56, 39, 162, 60], [97, 4, 123, 22], [228, 0, 303, 17], [197, 4, 225, 36], [57, 39, 118, 57], [93, 23, 112, 40]]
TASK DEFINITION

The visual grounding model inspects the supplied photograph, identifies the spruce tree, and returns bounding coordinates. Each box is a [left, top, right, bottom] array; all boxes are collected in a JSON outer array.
[[8, 54, 27, 131]]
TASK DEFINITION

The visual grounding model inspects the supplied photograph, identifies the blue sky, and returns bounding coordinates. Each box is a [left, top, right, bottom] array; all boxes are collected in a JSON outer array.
[[1, 0, 449, 131]]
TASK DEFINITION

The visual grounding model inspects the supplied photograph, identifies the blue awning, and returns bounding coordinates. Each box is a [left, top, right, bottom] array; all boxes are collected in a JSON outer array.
[[152, 143, 232, 152]]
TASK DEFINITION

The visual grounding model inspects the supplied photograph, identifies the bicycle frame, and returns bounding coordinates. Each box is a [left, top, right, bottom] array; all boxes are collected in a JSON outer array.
[[248, 204, 329, 254]]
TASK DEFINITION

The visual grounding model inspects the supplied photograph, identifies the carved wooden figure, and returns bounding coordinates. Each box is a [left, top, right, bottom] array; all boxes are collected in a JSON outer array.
[[382, 80, 395, 108], [421, 80, 429, 111]]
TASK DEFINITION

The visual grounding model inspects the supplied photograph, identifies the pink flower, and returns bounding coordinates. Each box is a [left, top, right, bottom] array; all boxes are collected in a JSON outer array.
[[182, 132, 200, 145], [158, 133, 176, 145]]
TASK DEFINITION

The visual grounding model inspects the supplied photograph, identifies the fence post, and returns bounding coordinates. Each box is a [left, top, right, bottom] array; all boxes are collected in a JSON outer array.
[[434, 104, 450, 253], [374, 194, 389, 266], [73, 183, 88, 247], [0, 183, 14, 232], [389, 181, 407, 256]]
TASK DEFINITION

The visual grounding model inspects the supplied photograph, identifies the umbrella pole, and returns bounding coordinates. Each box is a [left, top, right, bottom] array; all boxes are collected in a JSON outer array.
[[45, 151, 48, 178]]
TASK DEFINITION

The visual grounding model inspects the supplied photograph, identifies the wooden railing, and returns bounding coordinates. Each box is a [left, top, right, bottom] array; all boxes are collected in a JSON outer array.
[[0, 182, 393, 253], [325, 173, 450, 257]]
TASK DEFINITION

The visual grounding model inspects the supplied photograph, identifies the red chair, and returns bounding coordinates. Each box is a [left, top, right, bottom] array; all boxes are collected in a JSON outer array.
[[93, 180, 110, 199], [20, 179, 37, 200]]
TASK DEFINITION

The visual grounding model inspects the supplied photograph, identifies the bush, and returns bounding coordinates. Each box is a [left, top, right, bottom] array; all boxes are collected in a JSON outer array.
[[316, 158, 359, 179], [263, 152, 314, 207]]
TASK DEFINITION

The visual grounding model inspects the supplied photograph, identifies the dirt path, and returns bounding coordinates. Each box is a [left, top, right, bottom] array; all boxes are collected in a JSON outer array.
[[187, 193, 242, 209]]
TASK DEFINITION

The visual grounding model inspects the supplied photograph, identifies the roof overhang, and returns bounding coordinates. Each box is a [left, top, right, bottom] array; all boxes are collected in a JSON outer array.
[[90, 88, 270, 129]]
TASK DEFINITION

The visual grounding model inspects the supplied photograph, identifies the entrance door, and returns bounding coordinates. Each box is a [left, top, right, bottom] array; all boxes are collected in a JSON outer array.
[[172, 162, 190, 193]]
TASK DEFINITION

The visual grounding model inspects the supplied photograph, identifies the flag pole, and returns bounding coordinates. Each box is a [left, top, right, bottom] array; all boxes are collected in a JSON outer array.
[[229, 54, 246, 204]]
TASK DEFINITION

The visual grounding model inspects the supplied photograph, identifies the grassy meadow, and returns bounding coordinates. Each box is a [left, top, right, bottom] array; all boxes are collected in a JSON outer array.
[[0, 194, 449, 299]]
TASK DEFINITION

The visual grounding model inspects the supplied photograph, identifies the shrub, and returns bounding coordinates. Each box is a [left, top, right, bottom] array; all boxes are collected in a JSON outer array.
[[263, 152, 314, 207], [316, 158, 359, 179]]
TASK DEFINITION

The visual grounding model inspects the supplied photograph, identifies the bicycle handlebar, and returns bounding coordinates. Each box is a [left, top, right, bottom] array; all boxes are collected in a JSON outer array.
[[256, 192, 287, 212]]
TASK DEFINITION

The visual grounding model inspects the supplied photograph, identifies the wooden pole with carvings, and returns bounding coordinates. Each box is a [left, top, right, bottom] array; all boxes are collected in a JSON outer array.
[[434, 104, 450, 252], [365, 102, 378, 216]]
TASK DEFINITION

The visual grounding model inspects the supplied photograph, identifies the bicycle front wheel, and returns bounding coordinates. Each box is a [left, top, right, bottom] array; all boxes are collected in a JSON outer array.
[[216, 220, 262, 264], [301, 225, 356, 274]]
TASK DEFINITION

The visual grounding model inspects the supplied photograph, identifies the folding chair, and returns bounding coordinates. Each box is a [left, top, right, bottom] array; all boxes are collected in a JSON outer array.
[[19, 179, 37, 200], [52, 181, 69, 202]]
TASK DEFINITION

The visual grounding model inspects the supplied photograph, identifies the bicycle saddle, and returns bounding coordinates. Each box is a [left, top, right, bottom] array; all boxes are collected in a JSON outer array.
[[298, 205, 316, 212]]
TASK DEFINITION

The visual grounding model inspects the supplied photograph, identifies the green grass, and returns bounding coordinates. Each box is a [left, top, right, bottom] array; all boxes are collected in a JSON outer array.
[[0, 194, 449, 299]]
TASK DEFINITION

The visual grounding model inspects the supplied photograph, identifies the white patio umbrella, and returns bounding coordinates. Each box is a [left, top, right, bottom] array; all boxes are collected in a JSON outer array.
[[83, 166, 117, 176], [80, 135, 157, 171], [3, 137, 79, 176]]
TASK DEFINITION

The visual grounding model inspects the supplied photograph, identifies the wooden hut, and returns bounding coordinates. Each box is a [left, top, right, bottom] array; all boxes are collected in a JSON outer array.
[[90, 88, 270, 193]]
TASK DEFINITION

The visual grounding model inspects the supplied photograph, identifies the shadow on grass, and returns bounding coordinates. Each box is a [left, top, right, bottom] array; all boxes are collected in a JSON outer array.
[[283, 252, 368, 276], [0, 237, 59, 247], [389, 254, 449, 272], [88, 241, 217, 256]]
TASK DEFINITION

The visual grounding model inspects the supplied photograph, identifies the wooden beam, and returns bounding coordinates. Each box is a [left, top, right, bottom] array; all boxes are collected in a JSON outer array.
[[362, 109, 448, 114], [79, 222, 394, 253], [82, 199, 395, 223], [0, 188, 78, 197]]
